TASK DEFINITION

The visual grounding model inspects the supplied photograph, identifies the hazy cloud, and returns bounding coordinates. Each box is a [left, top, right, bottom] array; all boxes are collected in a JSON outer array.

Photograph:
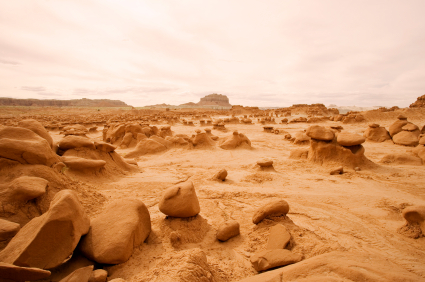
[[1, 0, 425, 107]]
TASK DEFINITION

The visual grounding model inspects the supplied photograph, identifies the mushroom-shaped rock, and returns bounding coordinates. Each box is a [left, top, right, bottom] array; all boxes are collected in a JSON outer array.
[[94, 141, 116, 152], [0, 219, 20, 241], [62, 156, 106, 170], [219, 131, 251, 150], [192, 132, 216, 148], [403, 123, 419, 131], [0, 262, 51, 281], [158, 181, 200, 218], [306, 125, 334, 141], [402, 206, 425, 235], [58, 135, 95, 151], [392, 131, 420, 147], [250, 249, 302, 272], [368, 123, 379, 128], [337, 132, 365, 147], [398, 114, 407, 120], [0, 190, 90, 269], [1, 176, 48, 202], [252, 200, 289, 224], [212, 169, 227, 181], [0, 126, 60, 166], [217, 220, 240, 242], [18, 119, 54, 149], [266, 224, 290, 249], [363, 126, 391, 142], [79, 199, 151, 265]]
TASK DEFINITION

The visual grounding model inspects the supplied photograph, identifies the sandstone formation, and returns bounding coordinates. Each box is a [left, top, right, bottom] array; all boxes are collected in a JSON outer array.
[[250, 249, 302, 272], [158, 181, 201, 217], [0, 262, 51, 281], [216, 220, 240, 242], [266, 224, 291, 249], [252, 200, 290, 224], [212, 169, 228, 181], [79, 199, 151, 264], [0, 190, 90, 269], [409, 94, 425, 108], [363, 123, 391, 142], [219, 131, 252, 150], [0, 97, 130, 107]]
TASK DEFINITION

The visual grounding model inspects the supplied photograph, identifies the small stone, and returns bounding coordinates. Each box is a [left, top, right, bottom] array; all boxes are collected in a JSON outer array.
[[257, 159, 273, 167], [397, 115, 407, 120], [217, 220, 240, 242], [250, 249, 302, 272], [252, 200, 290, 224], [330, 167, 343, 175], [368, 123, 379, 128], [88, 269, 108, 282], [266, 224, 290, 249], [213, 169, 228, 181], [354, 167, 361, 171]]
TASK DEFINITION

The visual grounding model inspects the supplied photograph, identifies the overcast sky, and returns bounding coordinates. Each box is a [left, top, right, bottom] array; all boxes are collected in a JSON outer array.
[[1, 0, 425, 107]]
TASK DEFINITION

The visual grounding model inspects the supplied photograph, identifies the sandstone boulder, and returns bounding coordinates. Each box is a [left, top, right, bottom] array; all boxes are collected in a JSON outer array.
[[363, 126, 391, 142], [336, 132, 365, 146], [159, 181, 200, 218], [0, 219, 20, 241], [389, 119, 409, 137], [59, 265, 93, 282], [306, 125, 334, 141], [257, 159, 273, 167], [18, 119, 54, 149], [393, 131, 419, 147], [266, 224, 290, 249], [88, 269, 108, 282], [0, 190, 90, 269], [79, 199, 151, 264], [216, 220, 240, 242], [219, 131, 251, 150], [212, 169, 227, 181], [250, 249, 302, 272], [125, 139, 167, 158], [0, 176, 48, 203], [0, 262, 51, 281], [252, 200, 289, 224], [58, 135, 95, 151], [292, 131, 310, 145], [94, 141, 116, 152], [0, 126, 60, 167]]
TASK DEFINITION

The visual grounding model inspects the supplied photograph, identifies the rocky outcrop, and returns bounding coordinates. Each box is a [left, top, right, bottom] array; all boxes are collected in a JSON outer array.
[[197, 94, 231, 107], [409, 94, 425, 108]]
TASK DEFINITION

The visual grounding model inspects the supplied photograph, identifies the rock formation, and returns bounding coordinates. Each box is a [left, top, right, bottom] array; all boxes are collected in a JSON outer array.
[[409, 94, 425, 108]]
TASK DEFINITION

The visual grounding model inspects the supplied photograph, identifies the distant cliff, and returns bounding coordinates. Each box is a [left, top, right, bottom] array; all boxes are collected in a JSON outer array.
[[0, 97, 131, 107]]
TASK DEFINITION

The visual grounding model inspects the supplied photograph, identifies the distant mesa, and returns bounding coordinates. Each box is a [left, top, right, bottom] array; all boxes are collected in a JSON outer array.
[[0, 97, 131, 107], [146, 93, 232, 110], [409, 94, 425, 108]]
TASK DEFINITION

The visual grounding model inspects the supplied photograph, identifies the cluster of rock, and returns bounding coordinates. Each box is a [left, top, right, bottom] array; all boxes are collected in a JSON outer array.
[[330, 111, 365, 123], [409, 94, 425, 108]]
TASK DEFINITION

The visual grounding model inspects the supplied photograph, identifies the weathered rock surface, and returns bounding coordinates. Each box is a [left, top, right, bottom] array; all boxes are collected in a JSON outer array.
[[219, 131, 251, 150], [79, 199, 151, 264], [252, 200, 289, 224], [336, 132, 365, 146], [0, 176, 48, 202], [212, 169, 227, 181], [380, 154, 423, 166], [88, 269, 108, 282], [0, 219, 20, 241], [125, 139, 167, 158], [0, 262, 51, 281], [266, 224, 291, 249], [58, 136, 95, 151], [250, 249, 302, 272], [62, 156, 106, 170], [159, 181, 200, 217], [216, 220, 240, 242], [306, 125, 334, 141], [402, 206, 425, 235], [18, 119, 54, 149], [364, 125, 391, 142], [393, 130, 420, 146], [0, 190, 90, 269], [0, 126, 60, 166], [58, 265, 93, 282]]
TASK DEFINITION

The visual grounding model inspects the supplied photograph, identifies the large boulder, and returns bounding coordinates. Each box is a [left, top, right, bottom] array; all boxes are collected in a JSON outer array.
[[393, 131, 420, 147], [0, 176, 47, 203], [18, 119, 54, 149], [158, 181, 200, 218], [0, 190, 90, 269], [79, 199, 151, 264], [0, 126, 60, 167], [389, 118, 409, 137]]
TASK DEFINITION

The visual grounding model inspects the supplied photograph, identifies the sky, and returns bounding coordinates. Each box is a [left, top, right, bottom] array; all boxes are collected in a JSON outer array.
[[1, 0, 425, 108]]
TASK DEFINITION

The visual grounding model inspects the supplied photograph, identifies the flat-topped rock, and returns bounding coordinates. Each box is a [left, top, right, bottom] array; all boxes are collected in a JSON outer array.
[[58, 135, 95, 151], [257, 159, 273, 167], [337, 132, 365, 146]]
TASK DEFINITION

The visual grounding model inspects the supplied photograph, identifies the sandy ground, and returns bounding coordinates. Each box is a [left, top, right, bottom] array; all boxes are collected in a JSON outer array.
[[41, 111, 425, 281]]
